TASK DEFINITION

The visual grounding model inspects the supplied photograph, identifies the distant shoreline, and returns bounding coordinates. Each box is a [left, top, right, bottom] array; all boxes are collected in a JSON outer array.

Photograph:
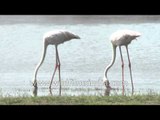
[[0, 15, 160, 24]]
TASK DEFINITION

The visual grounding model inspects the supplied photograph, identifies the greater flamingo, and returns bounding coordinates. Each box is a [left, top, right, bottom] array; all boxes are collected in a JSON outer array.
[[103, 29, 141, 95], [33, 30, 80, 96]]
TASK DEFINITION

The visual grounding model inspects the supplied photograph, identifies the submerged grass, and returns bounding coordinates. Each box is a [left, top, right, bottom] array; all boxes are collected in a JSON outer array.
[[0, 94, 160, 105]]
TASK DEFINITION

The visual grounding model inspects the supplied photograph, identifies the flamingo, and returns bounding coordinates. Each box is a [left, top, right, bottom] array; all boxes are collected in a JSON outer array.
[[103, 29, 141, 95], [33, 30, 80, 96]]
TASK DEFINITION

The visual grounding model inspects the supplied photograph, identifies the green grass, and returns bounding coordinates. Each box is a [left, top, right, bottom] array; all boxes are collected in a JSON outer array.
[[0, 94, 160, 105]]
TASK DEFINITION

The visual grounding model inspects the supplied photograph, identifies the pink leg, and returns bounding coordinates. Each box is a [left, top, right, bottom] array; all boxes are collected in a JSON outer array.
[[49, 63, 58, 89], [126, 46, 134, 95], [49, 46, 59, 89], [56, 46, 61, 96], [119, 46, 125, 95]]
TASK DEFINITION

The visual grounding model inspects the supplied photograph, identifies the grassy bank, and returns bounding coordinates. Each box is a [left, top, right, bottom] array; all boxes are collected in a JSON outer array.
[[0, 94, 160, 105]]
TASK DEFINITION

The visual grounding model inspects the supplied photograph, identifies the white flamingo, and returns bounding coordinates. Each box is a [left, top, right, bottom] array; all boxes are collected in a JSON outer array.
[[33, 30, 80, 96], [103, 29, 141, 95]]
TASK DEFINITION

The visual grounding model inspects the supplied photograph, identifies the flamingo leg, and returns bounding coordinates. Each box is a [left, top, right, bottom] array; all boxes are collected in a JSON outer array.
[[49, 46, 59, 89], [119, 46, 125, 95], [49, 88, 53, 96], [56, 46, 61, 96], [126, 45, 134, 95]]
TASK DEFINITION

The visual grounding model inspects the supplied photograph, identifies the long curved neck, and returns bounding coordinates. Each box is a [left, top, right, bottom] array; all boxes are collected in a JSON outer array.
[[33, 42, 48, 81], [104, 44, 117, 80]]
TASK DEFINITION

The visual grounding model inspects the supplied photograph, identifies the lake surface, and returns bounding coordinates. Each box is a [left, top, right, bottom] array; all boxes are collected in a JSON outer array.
[[0, 15, 160, 97]]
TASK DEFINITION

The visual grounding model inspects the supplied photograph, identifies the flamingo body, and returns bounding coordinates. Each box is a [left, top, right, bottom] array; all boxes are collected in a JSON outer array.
[[103, 29, 141, 95], [33, 30, 80, 96], [110, 30, 141, 46], [44, 30, 80, 45]]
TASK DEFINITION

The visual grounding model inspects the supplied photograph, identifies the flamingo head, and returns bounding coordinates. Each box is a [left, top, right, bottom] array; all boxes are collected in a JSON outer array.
[[103, 79, 111, 89], [33, 80, 38, 88]]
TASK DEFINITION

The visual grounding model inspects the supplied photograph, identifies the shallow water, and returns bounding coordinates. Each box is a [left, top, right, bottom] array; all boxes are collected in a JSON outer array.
[[0, 15, 160, 97]]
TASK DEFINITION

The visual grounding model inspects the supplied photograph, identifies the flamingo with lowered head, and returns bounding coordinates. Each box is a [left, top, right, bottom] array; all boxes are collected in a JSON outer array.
[[103, 29, 141, 95], [33, 30, 80, 96]]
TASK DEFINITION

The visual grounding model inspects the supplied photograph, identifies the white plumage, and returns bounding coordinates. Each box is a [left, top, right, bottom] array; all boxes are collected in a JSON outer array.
[[103, 29, 141, 95], [33, 30, 80, 96], [110, 29, 141, 46], [43, 30, 80, 45]]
